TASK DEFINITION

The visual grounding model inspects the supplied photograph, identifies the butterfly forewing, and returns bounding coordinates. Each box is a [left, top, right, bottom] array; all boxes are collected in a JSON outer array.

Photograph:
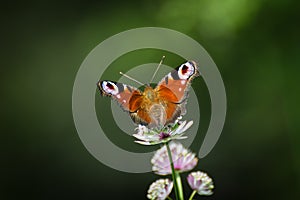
[[157, 61, 199, 103], [98, 80, 142, 112], [155, 61, 199, 123]]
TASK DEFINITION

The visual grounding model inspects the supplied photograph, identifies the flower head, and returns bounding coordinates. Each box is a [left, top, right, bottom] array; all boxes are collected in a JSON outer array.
[[151, 142, 198, 175], [133, 120, 193, 145], [187, 171, 214, 195], [147, 179, 173, 200]]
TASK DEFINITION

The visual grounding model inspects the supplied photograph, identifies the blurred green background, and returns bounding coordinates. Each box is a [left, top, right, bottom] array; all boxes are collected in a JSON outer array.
[[1, 0, 300, 199]]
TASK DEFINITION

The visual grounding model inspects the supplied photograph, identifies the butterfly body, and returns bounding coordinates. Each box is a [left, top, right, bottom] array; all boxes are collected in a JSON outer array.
[[98, 61, 199, 128]]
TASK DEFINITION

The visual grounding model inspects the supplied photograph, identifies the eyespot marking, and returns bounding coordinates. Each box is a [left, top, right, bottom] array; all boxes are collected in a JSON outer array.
[[102, 81, 119, 95], [178, 62, 195, 80]]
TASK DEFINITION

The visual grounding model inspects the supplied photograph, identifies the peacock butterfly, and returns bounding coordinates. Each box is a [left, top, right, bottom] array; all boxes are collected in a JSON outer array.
[[97, 61, 200, 128]]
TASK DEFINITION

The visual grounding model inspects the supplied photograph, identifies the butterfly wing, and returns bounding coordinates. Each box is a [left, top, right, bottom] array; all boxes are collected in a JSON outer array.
[[98, 80, 140, 111], [156, 61, 200, 124], [98, 80, 151, 125]]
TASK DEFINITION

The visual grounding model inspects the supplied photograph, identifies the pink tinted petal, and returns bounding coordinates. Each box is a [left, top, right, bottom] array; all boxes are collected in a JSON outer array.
[[187, 174, 194, 187]]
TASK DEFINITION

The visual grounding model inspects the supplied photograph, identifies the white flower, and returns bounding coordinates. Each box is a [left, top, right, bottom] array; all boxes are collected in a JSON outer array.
[[133, 120, 193, 145], [147, 179, 173, 200], [151, 142, 198, 175], [187, 171, 214, 195]]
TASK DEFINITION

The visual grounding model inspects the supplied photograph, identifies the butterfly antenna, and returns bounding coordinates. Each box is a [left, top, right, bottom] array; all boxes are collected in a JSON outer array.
[[150, 56, 165, 84], [119, 72, 144, 86]]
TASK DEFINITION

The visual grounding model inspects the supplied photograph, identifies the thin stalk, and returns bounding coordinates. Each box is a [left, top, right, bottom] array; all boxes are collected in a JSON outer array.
[[166, 142, 179, 199], [175, 171, 184, 200], [188, 190, 197, 200], [166, 142, 184, 200]]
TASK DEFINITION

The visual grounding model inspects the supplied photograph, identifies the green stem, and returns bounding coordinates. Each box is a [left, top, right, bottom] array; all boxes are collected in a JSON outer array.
[[167, 197, 173, 200], [166, 142, 184, 200], [188, 190, 197, 200], [175, 171, 184, 200], [166, 143, 178, 199]]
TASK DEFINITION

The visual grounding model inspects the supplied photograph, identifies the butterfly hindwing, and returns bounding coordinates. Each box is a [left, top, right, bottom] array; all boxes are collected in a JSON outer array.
[[127, 90, 152, 125]]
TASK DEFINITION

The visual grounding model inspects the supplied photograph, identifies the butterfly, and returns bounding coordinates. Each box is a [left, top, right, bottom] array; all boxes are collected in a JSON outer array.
[[97, 61, 200, 128]]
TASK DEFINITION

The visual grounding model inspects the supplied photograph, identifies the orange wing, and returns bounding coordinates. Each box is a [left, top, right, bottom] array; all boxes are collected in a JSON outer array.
[[156, 61, 199, 124], [98, 80, 141, 112], [128, 91, 152, 125], [155, 85, 179, 122]]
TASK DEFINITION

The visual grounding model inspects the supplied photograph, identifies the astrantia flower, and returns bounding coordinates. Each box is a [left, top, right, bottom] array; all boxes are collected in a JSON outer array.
[[187, 171, 214, 195], [151, 142, 198, 175], [147, 179, 173, 200], [133, 120, 193, 145]]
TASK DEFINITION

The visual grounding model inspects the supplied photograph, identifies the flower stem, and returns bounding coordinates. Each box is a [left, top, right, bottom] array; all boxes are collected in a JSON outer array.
[[175, 171, 184, 200], [167, 197, 173, 200], [166, 142, 184, 200], [188, 190, 197, 200]]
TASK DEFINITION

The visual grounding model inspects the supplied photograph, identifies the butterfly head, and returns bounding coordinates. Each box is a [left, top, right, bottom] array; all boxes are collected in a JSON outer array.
[[144, 86, 156, 101]]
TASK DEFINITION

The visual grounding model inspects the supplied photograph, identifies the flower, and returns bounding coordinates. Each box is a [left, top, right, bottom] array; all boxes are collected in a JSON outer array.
[[133, 120, 193, 145], [151, 142, 198, 175], [147, 179, 173, 200], [187, 171, 214, 195]]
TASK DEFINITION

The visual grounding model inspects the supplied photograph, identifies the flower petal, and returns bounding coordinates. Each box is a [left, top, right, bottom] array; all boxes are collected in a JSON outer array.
[[179, 120, 193, 133]]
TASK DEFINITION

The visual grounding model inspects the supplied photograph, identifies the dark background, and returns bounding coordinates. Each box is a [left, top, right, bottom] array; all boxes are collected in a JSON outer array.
[[1, 0, 300, 199]]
